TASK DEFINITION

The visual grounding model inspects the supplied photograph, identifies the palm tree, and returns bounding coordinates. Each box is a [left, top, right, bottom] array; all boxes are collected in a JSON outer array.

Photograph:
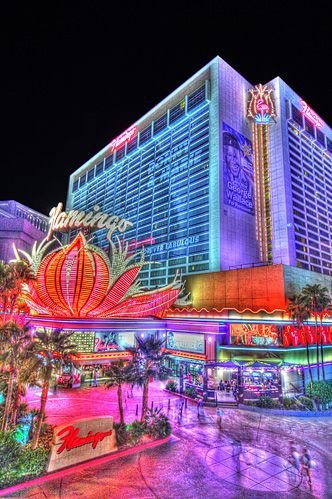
[[28, 329, 78, 449], [299, 284, 331, 381], [131, 336, 170, 421], [0, 321, 31, 431], [287, 296, 313, 387], [106, 361, 132, 425], [0, 260, 34, 324]]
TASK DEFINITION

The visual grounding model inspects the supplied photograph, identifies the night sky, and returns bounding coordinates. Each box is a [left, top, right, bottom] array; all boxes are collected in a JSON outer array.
[[1, 2, 330, 215]]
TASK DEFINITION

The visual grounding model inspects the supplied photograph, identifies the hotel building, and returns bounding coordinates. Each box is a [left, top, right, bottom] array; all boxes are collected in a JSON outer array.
[[39, 56, 332, 395]]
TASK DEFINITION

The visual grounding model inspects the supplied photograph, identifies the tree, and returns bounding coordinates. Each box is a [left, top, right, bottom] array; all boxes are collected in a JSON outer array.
[[287, 296, 313, 387], [105, 361, 132, 425], [0, 261, 34, 325], [130, 336, 170, 421], [299, 284, 331, 381], [27, 329, 78, 449], [0, 322, 31, 431]]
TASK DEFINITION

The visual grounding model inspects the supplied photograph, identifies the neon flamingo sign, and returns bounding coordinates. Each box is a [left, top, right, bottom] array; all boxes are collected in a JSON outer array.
[[56, 425, 113, 454], [110, 125, 138, 153], [300, 100, 322, 128]]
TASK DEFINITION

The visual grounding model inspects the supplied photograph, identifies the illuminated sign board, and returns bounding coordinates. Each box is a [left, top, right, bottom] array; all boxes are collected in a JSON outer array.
[[48, 417, 117, 472], [300, 100, 323, 128], [166, 332, 205, 354], [230, 324, 281, 346], [146, 236, 200, 255], [94, 332, 135, 352], [110, 125, 138, 153], [247, 84, 276, 125], [47, 202, 133, 243]]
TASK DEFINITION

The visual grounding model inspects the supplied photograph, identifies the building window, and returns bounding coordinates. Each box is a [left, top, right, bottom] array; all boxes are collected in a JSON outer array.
[[79, 174, 86, 187], [169, 100, 186, 125], [291, 105, 303, 127], [316, 129, 325, 147], [304, 118, 315, 138], [73, 180, 79, 192], [127, 136, 138, 153], [105, 154, 114, 169], [96, 161, 104, 176], [188, 85, 206, 112], [139, 125, 152, 146], [87, 168, 94, 182], [327, 137, 332, 154], [116, 146, 125, 162], [154, 114, 168, 135]]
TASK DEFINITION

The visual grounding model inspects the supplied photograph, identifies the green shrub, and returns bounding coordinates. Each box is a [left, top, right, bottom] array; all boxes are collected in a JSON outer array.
[[256, 396, 280, 409], [165, 380, 178, 392], [281, 397, 300, 410], [18, 446, 48, 478], [298, 396, 314, 411], [145, 408, 172, 439], [184, 386, 197, 399], [128, 420, 146, 444], [0, 431, 22, 485], [306, 381, 332, 406]]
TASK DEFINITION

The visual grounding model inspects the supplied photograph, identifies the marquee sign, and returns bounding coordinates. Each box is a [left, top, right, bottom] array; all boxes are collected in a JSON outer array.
[[300, 100, 323, 128], [247, 84, 276, 124], [110, 125, 138, 153], [47, 202, 133, 243], [48, 417, 117, 472]]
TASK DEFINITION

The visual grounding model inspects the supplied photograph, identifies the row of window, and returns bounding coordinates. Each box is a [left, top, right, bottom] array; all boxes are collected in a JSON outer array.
[[72, 84, 208, 192]]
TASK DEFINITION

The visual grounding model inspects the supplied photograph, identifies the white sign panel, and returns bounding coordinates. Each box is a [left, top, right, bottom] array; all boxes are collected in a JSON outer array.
[[48, 416, 117, 472]]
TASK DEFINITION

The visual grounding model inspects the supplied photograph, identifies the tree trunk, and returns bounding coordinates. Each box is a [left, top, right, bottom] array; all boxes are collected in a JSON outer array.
[[117, 383, 124, 425], [1, 369, 15, 431], [10, 383, 21, 425], [305, 338, 313, 389], [141, 380, 149, 421], [315, 316, 320, 381], [320, 318, 326, 381], [32, 374, 50, 449]]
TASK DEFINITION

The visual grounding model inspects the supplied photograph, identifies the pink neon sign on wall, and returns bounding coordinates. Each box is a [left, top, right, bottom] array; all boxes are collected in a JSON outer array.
[[300, 100, 322, 128], [110, 125, 138, 153]]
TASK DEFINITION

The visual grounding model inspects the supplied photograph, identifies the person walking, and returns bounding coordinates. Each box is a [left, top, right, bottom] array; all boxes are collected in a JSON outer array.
[[288, 440, 301, 472], [216, 407, 223, 429], [301, 446, 313, 486], [93, 369, 98, 387], [197, 399, 202, 418], [89, 370, 93, 387]]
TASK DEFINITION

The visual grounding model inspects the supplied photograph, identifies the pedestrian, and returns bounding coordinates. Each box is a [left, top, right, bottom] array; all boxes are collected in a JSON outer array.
[[89, 370, 93, 387], [93, 369, 98, 387], [197, 399, 202, 418], [53, 377, 58, 394], [288, 441, 301, 472], [180, 399, 184, 417], [216, 407, 223, 429], [131, 384, 134, 398], [301, 446, 313, 486]]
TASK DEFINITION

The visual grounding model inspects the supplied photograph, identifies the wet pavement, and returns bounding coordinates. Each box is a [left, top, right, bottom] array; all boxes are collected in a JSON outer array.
[[8, 382, 332, 498]]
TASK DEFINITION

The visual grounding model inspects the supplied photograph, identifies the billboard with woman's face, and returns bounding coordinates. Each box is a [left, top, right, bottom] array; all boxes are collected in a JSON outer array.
[[223, 122, 255, 215]]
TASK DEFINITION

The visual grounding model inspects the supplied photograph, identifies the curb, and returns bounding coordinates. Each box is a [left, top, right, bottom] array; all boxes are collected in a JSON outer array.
[[238, 404, 332, 417], [0, 436, 171, 497]]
